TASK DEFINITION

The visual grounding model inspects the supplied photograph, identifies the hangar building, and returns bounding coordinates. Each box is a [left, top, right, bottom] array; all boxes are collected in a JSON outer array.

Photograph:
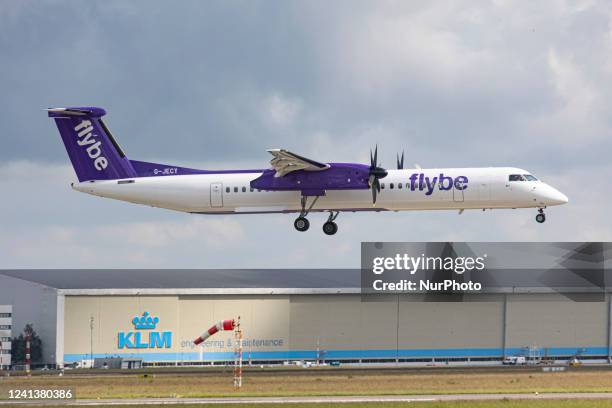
[[0, 270, 610, 367]]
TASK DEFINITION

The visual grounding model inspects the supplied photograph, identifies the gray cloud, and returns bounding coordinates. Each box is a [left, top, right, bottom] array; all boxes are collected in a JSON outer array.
[[1, 0, 611, 268]]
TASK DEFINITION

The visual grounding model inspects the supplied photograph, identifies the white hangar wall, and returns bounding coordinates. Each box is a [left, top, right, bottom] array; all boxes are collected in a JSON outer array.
[[60, 293, 610, 364]]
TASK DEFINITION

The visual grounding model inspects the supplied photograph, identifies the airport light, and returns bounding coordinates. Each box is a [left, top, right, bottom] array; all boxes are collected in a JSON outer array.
[[89, 316, 94, 368]]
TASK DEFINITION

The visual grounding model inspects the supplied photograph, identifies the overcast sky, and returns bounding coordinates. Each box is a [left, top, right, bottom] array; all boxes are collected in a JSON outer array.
[[1, 0, 611, 268]]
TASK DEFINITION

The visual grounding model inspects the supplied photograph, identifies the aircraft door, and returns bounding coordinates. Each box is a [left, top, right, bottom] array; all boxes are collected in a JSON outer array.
[[210, 182, 223, 208], [479, 182, 491, 201]]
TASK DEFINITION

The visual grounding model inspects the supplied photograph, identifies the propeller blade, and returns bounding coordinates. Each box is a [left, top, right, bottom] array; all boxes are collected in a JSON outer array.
[[367, 145, 385, 205], [373, 145, 378, 167], [368, 174, 375, 188], [397, 151, 404, 169]]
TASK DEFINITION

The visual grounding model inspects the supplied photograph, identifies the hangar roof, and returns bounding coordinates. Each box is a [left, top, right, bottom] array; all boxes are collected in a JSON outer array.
[[1, 269, 603, 297], [0, 269, 361, 295]]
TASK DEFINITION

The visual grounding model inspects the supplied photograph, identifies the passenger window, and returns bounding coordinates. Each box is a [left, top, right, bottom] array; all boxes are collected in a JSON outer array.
[[390, 183, 394, 189], [398, 183, 402, 189], [234, 187, 238, 193], [242, 187, 246, 192], [381, 183, 385, 189], [226, 187, 230, 193], [250, 187, 254, 192]]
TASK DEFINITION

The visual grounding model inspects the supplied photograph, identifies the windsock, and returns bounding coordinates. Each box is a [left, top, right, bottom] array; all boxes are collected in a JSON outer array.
[[194, 319, 235, 345]]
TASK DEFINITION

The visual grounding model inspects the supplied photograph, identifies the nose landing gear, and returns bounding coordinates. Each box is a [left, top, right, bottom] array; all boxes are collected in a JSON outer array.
[[536, 208, 546, 223]]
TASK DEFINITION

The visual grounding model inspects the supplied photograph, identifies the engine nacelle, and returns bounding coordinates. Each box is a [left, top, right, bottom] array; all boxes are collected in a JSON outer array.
[[251, 163, 370, 195]]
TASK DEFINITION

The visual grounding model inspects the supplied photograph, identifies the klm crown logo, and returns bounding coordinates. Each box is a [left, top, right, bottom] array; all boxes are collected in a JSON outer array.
[[119, 311, 172, 350], [132, 312, 159, 330]]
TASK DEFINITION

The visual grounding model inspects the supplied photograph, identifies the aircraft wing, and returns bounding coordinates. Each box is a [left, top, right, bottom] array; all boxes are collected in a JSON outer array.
[[267, 149, 330, 177]]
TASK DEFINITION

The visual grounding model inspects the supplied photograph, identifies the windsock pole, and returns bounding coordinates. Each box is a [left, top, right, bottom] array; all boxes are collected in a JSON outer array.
[[233, 316, 242, 388], [193, 318, 242, 387]]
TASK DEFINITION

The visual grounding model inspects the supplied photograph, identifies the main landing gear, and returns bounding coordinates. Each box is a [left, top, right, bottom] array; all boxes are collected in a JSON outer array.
[[294, 217, 310, 232], [535, 208, 546, 224], [293, 196, 340, 235], [323, 211, 339, 236], [294, 196, 318, 232]]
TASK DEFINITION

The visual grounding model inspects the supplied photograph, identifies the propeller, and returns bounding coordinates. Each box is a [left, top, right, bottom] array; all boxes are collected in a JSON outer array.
[[396, 151, 404, 170], [368, 145, 388, 205]]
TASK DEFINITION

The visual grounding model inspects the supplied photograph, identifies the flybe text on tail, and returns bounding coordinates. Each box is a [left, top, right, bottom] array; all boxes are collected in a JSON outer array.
[[74, 120, 108, 171]]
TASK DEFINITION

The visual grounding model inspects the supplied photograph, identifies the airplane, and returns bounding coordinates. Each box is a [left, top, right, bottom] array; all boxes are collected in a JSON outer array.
[[47, 106, 568, 235]]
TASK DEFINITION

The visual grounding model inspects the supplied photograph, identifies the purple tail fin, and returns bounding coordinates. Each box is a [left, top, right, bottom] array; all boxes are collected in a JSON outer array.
[[47, 107, 137, 182]]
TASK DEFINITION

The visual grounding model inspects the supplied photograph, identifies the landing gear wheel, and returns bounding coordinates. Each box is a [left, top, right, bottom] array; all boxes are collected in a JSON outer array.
[[535, 212, 546, 223], [322, 221, 338, 235], [294, 217, 310, 232]]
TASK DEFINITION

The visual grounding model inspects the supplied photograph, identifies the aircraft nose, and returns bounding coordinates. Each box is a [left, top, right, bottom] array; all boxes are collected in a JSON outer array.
[[539, 184, 569, 206]]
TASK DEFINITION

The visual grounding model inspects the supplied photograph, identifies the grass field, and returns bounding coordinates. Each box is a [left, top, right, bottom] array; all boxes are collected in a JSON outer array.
[[2, 368, 612, 399], [11, 401, 612, 408]]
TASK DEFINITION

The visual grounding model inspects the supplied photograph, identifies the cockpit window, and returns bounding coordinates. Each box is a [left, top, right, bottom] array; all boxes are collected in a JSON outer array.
[[523, 174, 538, 181], [509, 174, 526, 182]]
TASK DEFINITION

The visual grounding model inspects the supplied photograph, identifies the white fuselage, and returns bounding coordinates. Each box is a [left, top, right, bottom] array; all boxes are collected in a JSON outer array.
[[72, 167, 568, 214]]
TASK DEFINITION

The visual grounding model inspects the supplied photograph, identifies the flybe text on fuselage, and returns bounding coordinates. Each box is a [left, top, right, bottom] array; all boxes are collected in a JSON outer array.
[[405, 173, 468, 195], [74, 120, 108, 171]]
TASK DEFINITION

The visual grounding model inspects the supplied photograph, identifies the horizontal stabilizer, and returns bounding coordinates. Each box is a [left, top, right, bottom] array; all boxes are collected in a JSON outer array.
[[47, 107, 107, 118]]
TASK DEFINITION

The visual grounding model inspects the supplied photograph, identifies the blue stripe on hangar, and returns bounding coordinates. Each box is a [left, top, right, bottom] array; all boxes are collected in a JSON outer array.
[[64, 346, 609, 363]]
